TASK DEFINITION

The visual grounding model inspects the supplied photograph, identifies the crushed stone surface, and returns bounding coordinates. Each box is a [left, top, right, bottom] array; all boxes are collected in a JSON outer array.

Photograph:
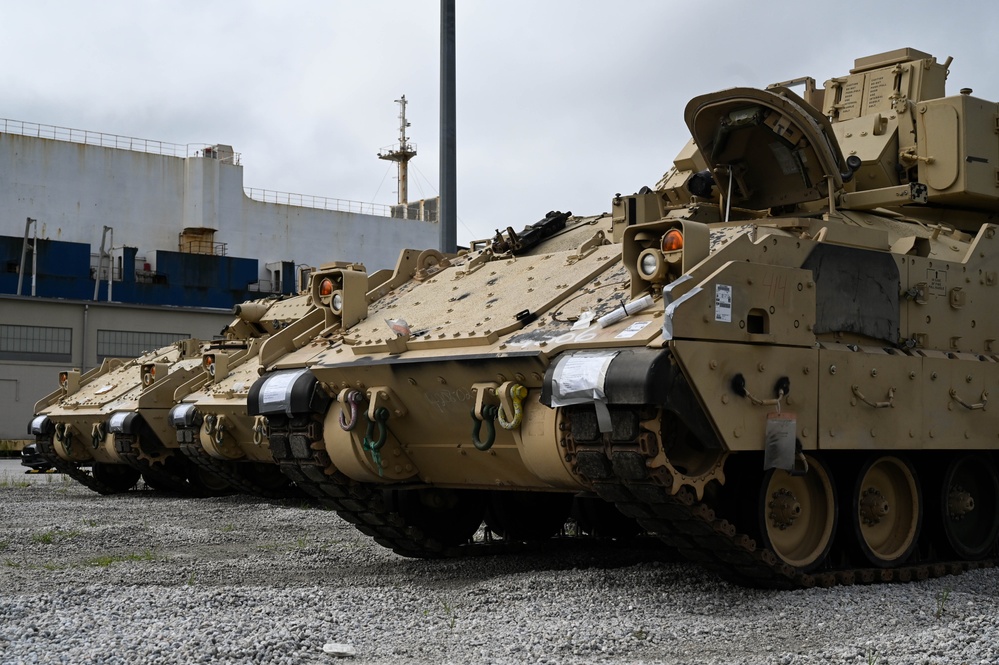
[[2, 464, 998, 665]]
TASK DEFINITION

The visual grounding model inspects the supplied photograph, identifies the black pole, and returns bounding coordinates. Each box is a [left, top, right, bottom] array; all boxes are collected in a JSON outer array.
[[439, 0, 457, 253]]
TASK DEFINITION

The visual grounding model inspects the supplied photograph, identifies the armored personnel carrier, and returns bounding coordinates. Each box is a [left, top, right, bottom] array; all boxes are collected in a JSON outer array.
[[29, 296, 303, 496], [249, 48, 999, 587], [166, 293, 321, 498]]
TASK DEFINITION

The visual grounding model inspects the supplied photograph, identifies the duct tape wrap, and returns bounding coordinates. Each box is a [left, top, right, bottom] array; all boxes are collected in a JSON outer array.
[[248, 368, 329, 417], [548, 350, 619, 432], [660, 275, 699, 341]]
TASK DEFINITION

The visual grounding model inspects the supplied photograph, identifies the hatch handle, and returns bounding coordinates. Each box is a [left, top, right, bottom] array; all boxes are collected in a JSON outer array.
[[950, 388, 988, 411], [852, 385, 895, 409]]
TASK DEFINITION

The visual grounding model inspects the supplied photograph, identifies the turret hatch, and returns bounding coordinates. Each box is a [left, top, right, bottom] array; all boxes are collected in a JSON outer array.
[[685, 87, 847, 211]]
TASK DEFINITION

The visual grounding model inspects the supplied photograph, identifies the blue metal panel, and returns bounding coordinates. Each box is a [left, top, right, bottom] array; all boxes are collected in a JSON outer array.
[[0, 233, 291, 309]]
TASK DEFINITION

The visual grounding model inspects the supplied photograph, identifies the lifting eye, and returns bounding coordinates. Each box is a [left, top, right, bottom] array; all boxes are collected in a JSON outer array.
[[662, 229, 684, 252]]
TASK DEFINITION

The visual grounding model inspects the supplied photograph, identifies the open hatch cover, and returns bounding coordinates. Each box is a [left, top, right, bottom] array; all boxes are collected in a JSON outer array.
[[685, 87, 847, 211]]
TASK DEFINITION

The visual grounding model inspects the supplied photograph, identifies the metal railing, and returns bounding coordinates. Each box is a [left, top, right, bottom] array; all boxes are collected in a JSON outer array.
[[179, 240, 228, 256], [244, 188, 437, 221], [0, 117, 240, 163], [244, 188, 397, 217]]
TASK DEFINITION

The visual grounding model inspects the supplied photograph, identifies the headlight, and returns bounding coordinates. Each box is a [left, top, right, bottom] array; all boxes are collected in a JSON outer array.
[[637, 248, 667, 282]]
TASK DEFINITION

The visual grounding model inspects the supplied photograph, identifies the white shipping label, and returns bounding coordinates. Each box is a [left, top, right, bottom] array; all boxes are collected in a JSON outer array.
[[550, 351, 619, 407], [261, 372, 297, 406], [715, 284, 732, 323], [615, 321, 651, 339], [559, 356, 611, 395]]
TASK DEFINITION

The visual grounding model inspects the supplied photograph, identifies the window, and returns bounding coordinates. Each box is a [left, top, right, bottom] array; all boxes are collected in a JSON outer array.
[[96, 330, 191, 360], [0, 324, 72, 362]]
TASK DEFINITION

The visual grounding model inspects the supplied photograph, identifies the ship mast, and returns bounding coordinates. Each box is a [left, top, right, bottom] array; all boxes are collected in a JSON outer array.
[[377, 95, 417, 206]]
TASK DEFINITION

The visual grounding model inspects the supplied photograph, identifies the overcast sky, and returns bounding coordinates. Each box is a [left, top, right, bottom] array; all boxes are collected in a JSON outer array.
[[3, 1, 998, 246]]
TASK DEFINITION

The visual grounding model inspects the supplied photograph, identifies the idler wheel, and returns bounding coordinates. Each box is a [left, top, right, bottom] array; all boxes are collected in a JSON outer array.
[[852, 455, 921, 567], [759, 454, 836, 571], [939, 454, 999, 560], [91, 462, 141, 493]]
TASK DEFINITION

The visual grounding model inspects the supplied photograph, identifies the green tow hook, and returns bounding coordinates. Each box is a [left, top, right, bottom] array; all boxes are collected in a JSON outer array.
[[471, 404, 499, 451], [362, 407, 390, 476]]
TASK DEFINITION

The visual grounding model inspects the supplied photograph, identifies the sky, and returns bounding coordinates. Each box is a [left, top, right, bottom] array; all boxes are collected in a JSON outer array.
[[3, 1, 998, 246]]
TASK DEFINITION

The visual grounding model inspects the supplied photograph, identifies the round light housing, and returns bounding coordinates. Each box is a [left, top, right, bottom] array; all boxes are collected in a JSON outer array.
[[640, 253, 659, 277], [637, 248, 667, 282], [331, 291, 343, 314], [662, 229, 684, 252], [319, 278, 334, 297]]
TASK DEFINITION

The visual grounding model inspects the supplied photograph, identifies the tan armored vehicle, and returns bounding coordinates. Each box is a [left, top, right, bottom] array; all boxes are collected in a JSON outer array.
[[248, 48, 999, 587], [29, 296, 300, 495], [166, 293, 320, 498]]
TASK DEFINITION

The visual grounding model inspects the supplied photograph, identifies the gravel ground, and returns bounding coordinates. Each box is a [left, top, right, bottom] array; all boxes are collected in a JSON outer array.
[[2, 460, 998, 665]]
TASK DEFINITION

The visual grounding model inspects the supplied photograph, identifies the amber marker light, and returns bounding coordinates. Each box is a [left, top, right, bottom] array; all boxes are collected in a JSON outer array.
[[59, 371, 68, 388], [319, 278, 334, 297], [662, 229, 684, 252]]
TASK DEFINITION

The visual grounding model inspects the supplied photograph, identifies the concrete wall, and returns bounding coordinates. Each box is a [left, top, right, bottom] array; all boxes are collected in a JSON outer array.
[[1, 133, 439, 277], [0, 296, 233, 441]]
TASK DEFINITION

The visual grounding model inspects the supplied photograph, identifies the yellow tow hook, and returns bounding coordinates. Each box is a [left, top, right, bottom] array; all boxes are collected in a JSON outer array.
[[497, 383, 527, 431]]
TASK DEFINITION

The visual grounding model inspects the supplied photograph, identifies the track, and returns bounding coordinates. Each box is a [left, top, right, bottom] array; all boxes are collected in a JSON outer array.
[[34, 435, 123, 495], [178, 440, 305, 500], [266, 414, 636, 558], [564, 405, 995, 589], [268, 404, 993, 587]]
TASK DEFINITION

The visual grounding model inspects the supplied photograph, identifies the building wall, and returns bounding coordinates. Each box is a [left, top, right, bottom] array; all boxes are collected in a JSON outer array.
[[0, 296, 233, 441], [1, 133, 439, 277]]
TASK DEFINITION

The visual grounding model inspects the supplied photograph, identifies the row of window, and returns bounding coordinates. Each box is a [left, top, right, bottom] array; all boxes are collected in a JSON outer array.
[[0, 325, 189, 362]]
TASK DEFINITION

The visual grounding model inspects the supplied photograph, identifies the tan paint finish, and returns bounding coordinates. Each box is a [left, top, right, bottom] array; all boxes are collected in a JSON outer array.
[[671, 340, 818, 452], [817, 344, 921, 451]]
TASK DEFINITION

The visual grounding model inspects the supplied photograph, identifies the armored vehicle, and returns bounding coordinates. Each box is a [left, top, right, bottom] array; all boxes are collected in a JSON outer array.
[[167, 293, 320, 498], [29, 296, 302, 496], [252, 48, 999, 587]]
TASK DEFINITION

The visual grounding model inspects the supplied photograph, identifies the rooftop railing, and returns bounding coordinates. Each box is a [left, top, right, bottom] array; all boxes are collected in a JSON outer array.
[[0, 117, 240, 163], [243, 188, 396, 217], [244, 188, 437, 222], [1, 116, 439, 221]]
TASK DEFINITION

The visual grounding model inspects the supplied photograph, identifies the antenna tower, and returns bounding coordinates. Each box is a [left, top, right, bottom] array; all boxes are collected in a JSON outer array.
[[377, 95, 417, 206]]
